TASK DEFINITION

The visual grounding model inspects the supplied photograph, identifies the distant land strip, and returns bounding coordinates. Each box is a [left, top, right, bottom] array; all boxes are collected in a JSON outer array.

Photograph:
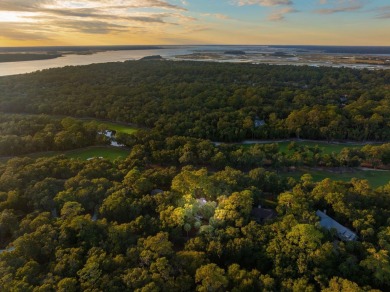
[[0, 53, 62, 63], [0, 45, 162, 53]]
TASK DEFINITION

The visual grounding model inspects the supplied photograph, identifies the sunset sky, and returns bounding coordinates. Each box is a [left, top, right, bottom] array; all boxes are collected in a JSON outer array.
[[0, 0, 389, 46]]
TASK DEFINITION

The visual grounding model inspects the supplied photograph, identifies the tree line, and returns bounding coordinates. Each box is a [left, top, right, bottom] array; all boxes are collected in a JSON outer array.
[[2, 113, 389, 171], [0, 114, 110, 156], [120, 131, 390, 170]]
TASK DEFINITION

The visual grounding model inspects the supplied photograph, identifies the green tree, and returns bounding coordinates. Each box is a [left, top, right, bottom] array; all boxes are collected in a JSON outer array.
[[213, 190, 253, 227], [322, 277, 364, 292], [360, 248, 390, 286], [195, 263, 228, 292]]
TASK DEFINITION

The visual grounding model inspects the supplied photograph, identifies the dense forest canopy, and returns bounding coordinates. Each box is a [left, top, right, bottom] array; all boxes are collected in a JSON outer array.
[[0, 61, 389, 291], [0, 61, 389, 141], [0, 152, 389, 291], [0, 114, 109, 156]]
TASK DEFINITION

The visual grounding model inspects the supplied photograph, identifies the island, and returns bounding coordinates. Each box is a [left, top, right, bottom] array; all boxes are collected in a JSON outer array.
[[0, 53, 62, 63], [224, 50, 246, 55], [140, 55, 164, 61]]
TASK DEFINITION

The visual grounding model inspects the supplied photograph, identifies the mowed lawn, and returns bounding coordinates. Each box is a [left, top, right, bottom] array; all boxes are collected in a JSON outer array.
[[281, 168, 390, 188], [277, 141, 365, 154], [65, 146, 130, 161], [97, 122, 138, 134], [245, 141, 367, 154], [0, 147, 130, 163]]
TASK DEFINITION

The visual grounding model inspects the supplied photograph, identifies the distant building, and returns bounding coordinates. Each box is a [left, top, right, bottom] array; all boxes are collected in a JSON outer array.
[[92, 210, 98, 222], [151, 189, 164, 196], [251, 206, 277, 223], [87, 156, 104, 161], [339, 95, 348, 103], [98, 130, 125, 147], [0, 247, 15, 254], [197, 198, 208, 206], [254, 117, 266, 128], [316, 210, 358, 241]]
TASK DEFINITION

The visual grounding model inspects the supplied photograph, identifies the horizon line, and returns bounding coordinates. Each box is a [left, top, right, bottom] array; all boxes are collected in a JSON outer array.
[[1, 44, 390, 48]]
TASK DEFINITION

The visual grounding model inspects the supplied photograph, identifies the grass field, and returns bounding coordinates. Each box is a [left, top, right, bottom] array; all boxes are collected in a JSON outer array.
[[278, 141, 364, 154], [64, 147, 130, 161], [246, 140, 367, 154], [281, 168, 390, 188], [97, 122, 138, 134], [0, 147, 129, 163]]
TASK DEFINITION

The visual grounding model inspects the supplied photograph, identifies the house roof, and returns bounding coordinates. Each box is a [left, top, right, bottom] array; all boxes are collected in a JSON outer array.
[[0, 247, 15, 254], [254, 119, 266, 127], [251, 207, 277, 221], [316, 210, 358, 241], [197, 198, 207, 206], [151, 189, 164, 195]]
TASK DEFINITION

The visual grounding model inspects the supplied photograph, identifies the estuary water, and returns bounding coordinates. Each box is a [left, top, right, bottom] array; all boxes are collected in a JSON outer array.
[[1, 45, 389, 76], [0, 46, 194, 76]]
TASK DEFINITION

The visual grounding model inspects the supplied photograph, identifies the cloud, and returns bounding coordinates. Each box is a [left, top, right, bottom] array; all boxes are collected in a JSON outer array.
[[376, 13, 390, 18], [372, 6, 390, 19], [233, 0, 296, 21], [202, 13, 232, 20], [0, 26, 52, 40], [0, 0, 52, 12], [315, 5, 361, 14], [0, 20, 54, 40], [267, 7, 297, 21], [314, 0, 366, 14], [40, 7, 108, 18], [171, 13, 197, 22], [190, 27, 211, 33], [0, 0, 190, 40], [111, 0, 187, 11], [234, 0, 292, 7], [51, 20, 128, 34], [0, 0, 187, 12]]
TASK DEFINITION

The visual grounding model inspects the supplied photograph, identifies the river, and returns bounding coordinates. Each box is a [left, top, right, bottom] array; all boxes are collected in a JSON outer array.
[[0, 46, 194, 77]]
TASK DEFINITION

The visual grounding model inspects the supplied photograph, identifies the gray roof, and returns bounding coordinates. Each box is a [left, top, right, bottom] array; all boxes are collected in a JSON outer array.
[[254, 119, 266, 128], [316, 210, 358, 241], [0, 247, 15, 254], [251, 207, 277, 222], [151, 189, 164, 195]]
